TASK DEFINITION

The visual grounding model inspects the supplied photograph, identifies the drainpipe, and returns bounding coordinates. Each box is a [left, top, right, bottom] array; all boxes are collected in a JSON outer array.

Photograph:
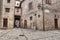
[[42, 0, 45, 31], [20, 0, 25, 27]]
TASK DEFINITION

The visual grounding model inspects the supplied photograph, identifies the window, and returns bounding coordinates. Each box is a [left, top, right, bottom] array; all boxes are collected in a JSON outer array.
[[29, 2, 33, 10], [46, 0, 51, 5], [37, 4, 41, 10], [38, 15, 40, 18], [17, 8, 19, 12], [7, 0, 10, 3], [30, 16, 32, 20], [34, 14, 36, 16], [5, 8, 10, 12], [3, 18, 8, 27]]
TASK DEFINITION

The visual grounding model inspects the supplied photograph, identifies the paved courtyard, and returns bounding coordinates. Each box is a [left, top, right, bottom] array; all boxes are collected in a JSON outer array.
[[0, 28, 60, 40]]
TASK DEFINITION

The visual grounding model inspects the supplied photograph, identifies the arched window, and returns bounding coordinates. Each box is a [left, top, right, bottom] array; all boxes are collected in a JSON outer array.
[[29, 2, 33, 10]]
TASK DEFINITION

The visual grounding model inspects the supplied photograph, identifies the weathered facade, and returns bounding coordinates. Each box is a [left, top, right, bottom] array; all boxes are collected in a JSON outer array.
[[43, 0, 60, 30], [21, 0, 43, 30], [22, 0, 60, 30], [0, 0, 60, 30], [2, 0, 15, 28]]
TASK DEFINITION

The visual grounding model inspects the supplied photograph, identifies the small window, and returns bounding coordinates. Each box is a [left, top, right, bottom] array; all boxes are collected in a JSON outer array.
[[55, 15, 56, 18], [34, 14, 36, 16], [46, 0, 51, 5], [7, 0, 10, 3], [29, 2, 33, 10], [38, 15, 40, 18], [5, 8, 10, 12], [37, 4, 41, 10], [30, 16, 32, 20], [17, 8, 19, 12]]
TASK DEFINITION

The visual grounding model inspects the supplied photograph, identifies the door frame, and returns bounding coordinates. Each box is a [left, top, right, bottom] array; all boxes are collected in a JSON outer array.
[[54, 18, 58, 29], [24, 20, 27, 28], [14, 15, 21, 28], [3, 18, 8, 28]]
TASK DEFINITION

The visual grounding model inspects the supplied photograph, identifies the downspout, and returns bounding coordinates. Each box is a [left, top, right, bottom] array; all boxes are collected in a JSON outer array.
[[20, 0, 25, 27], [42, 0, 45, 31]]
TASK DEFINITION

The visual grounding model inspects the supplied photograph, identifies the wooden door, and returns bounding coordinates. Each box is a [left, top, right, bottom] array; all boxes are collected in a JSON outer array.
[[54, 19, 58, 29], [3, 18, 8, 27], [24, 20, 27, 28]]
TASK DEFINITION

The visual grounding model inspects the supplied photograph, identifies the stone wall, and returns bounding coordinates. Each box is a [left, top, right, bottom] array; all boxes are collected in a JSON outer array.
[[44, 0, 60, 30], [44, 11, 55, 30], [2, 0, 15, 28], [21, 0, 60, 30], [21, 0, 43, 30]]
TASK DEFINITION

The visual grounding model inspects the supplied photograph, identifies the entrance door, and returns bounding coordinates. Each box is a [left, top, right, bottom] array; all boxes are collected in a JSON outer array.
[[24, 20, 27, 28], [3, 18, 8, 27], [54, 19, 58, 29], [14, 15, 20, 28]]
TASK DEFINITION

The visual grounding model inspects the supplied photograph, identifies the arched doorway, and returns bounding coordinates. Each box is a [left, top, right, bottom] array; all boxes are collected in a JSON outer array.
[[54, 18, 58, 29], [54, 15, 58, 29], [14, 15, 21, 28], [24, 20, 27, 28]]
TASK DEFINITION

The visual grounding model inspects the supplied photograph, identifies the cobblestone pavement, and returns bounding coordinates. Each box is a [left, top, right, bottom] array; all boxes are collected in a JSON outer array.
[[0, 28, 60, 40]]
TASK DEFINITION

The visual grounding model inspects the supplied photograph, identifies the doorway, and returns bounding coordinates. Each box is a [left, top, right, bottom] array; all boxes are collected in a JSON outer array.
[[24, 20, 27, 28], [14, 15, 21, 28], [54, 18, 58, 29], [3, 18, 8, 27]]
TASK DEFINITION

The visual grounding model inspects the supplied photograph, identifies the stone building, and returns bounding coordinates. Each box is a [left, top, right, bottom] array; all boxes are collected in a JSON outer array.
[[1, 0, 15, 29], [22, 0, 60, 30], [21, 0, 43, 30], [0, 0, 60, 30], [43, 0, 60, 30]]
